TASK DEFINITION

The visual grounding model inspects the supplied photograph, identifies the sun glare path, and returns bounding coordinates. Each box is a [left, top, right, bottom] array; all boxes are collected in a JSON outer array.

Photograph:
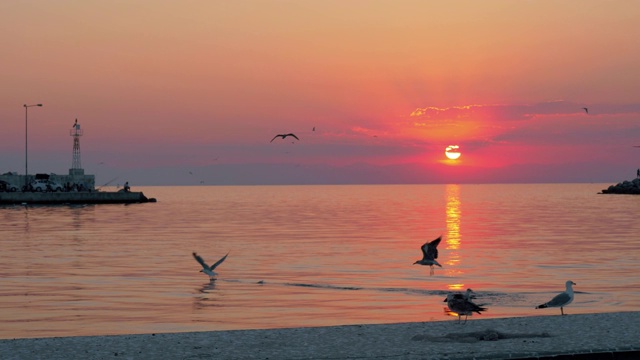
[[445, 184, 462, 282], [447, 283, 465, 291]]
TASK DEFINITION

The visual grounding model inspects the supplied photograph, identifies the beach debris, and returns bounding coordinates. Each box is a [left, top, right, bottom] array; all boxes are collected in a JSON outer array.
[[412, 329, 551, 343], [535, 280, 576, 315], [413, 236, 442, 275], [192, 252, 229, 280], [444, 293, 487, 324]]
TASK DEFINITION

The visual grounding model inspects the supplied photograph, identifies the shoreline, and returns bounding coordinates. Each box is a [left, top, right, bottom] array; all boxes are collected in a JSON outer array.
[[2, 311, 638, 359]]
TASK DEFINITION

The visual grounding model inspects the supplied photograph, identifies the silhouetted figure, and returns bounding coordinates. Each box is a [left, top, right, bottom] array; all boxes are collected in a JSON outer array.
[[413, 236, 442, 275], [270, 133, 299, 142], [444, 293, 487, 324], [124, 181, 130, 192], [193, 252, 229, 280]]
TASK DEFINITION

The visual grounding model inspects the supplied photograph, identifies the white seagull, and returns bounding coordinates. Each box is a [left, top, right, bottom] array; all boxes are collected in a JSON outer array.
[[535, 280, 576, 315], [192, 252, 229, 279], [444, 293, 487, 324], [413, 236, 442, 275]]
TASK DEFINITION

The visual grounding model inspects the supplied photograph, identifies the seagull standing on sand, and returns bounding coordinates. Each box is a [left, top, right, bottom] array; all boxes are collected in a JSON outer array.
[[413, 236, 442, 275], [535, 280, 576, 315], [270, 133, 300, 142], [192, 252, 229, 280], [444, 293, 487, 324]]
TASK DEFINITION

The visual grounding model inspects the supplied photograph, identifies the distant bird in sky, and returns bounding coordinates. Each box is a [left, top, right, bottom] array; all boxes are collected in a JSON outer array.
[[270, 133, 299, 142], [582, 107, 588, 114], [444, 293, 487, 323], [312, 126, 315, 132], [413, 236, 442, 275], [192, 252, 229, 280], [535, 280, 576, 315]]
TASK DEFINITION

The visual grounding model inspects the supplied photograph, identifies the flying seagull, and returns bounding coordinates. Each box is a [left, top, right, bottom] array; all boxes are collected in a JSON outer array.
[[413, 236, 442, 275], [582, 107, 588, 114], [535, 280, 576, 315], [270, 133, 299, 142], [444, 293, 487, 324], [192, 252, 229, 279]]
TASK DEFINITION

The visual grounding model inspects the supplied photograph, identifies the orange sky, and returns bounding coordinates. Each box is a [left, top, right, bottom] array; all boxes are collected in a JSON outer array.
[[1, 1, 639, 185]]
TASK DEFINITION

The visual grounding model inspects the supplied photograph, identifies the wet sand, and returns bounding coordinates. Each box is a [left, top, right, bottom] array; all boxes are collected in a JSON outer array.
[[1, 312, 638, 359]]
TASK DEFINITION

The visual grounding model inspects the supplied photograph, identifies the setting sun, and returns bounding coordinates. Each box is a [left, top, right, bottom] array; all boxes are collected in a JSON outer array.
[[445, 145, 461, 160]]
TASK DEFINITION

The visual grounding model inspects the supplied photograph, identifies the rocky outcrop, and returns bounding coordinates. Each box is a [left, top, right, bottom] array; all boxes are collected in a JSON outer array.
[[601, 178, 640, 194]]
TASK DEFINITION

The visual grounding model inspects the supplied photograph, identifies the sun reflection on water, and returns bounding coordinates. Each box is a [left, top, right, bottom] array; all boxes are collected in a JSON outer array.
[[445, 183, 461, 258], [447, 283, 465, 291], [445, 184, 464, 288]]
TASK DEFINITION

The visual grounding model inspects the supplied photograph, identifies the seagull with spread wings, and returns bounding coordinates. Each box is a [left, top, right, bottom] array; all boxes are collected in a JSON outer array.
[[192, 252, 229, 280], [270, 133, 299, 142], [413, 236, 442, 275]]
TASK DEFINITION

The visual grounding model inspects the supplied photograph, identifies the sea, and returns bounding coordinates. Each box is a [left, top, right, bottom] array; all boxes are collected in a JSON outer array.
[[0, 184, 638, 339]]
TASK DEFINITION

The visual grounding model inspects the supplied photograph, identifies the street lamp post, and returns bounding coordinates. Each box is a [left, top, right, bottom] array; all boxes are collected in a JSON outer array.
[[23, 103, 43, 190]]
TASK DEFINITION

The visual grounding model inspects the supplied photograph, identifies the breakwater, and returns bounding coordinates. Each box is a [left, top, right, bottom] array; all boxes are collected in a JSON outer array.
[[600, 177, 640, 194], [0, 191, 156, 205]]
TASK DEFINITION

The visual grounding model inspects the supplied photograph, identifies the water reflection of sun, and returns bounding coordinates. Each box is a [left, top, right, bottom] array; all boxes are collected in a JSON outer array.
[[445, 184, 462, 280]]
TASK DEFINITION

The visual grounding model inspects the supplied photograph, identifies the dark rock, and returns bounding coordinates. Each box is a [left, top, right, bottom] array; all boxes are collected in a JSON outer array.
[[601, 178, 640, 195]]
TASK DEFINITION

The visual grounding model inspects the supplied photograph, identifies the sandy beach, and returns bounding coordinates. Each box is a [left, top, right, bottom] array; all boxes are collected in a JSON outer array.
[[1, 312, 638, 359]]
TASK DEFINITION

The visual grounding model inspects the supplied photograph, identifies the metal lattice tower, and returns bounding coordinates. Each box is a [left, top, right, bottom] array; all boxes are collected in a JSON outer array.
[[70, 118, 83, 169]]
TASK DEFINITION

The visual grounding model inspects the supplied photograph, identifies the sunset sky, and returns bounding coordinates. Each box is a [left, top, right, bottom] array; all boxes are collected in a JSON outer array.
[[1, 1, 639, 185]]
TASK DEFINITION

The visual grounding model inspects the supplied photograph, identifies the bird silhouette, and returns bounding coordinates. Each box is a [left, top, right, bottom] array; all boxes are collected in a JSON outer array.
[[582, 107, 588, 114], [413, 236, 442, 275], [444, 293, 487, 323], [270, 133, 299, 142], [192, 252, 229, 280]]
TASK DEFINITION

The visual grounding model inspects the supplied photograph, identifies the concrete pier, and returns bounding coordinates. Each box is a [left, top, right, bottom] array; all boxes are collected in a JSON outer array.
[[0, 191, 155, 205]]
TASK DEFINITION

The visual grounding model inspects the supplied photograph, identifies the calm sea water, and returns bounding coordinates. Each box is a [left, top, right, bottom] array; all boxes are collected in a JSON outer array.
[[0, 184, 638, 339]]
